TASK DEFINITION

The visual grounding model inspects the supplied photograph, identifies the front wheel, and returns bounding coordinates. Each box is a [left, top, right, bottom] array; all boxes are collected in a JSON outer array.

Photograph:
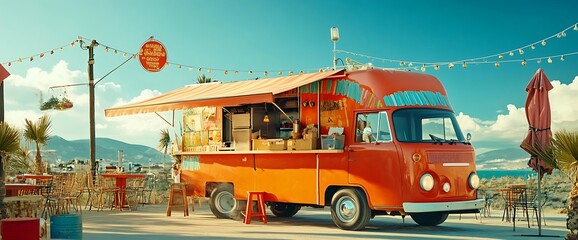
[[410, 212, 449, 226], [269, 203, 301, 217], [330, 188, 371, 231], [209, 184, 243, 220]]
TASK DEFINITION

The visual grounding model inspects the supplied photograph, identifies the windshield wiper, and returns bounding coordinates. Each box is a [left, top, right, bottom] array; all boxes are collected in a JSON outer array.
[[429, 134, 444, 145]]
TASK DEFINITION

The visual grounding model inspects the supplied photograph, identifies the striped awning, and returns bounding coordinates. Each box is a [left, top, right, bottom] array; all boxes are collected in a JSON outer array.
[[105, 70, 344, 117]]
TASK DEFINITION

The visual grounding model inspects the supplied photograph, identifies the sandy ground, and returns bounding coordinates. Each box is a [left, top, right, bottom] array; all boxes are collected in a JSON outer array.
[[49, 202, 568, 240]]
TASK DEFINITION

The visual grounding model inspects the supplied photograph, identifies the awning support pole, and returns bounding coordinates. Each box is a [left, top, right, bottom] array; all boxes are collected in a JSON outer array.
[[271, 102, 293, 122], [155, 111, 175, 127]]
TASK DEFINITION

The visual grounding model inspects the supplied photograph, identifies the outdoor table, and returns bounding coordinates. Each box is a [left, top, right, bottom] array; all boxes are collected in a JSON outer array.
[[101, 173, 145, 209], [5, 184, 44, 197], [16, 174, 53, 181]]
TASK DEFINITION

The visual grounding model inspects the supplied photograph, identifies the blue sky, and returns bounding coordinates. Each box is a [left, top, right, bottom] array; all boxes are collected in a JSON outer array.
[[2, 0, 578, 156]]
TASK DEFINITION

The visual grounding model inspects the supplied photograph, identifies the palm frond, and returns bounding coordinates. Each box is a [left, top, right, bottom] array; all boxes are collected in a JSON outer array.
[[0, 122, 21, 155], [158, 129, 171, 152]]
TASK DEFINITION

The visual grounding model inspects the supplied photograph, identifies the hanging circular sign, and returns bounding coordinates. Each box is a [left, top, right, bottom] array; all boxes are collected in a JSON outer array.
[[138, 39, 167, 72]]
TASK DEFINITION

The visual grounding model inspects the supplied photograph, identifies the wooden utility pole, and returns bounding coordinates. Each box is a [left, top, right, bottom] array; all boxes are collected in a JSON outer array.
[[88, 40, 97, 179]]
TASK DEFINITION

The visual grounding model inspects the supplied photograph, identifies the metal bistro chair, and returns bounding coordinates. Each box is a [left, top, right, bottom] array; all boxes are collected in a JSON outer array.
[[512, 188, 538, 231]]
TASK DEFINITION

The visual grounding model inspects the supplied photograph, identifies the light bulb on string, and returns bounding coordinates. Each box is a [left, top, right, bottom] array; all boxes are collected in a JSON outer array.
[[114, 50, 118, 54], [420, 65, 426, 72], [178, 65, 182, 69], [207, 69, 211, 73], [561, 31, 566, 37], [264, 71, 269, 76], [531, 45, 535, 50], [574, 24, 578, 31], [498, 55, 503, 59], [408, 63, 413, 67], [518, 49, 524, 55], [547, 57, 553, 63], [234, 71, 239, 75], [448, 63, 454, 69], [561, 55, 565, 61], [278, 71, 282, 76], [289, 71, 293, 76], [521, 59, 527, 67], [299, 71, 304, 75], [434, 64, 439, 71], [399, 61, 404, 66], [249, 71, 253, 75], [189, 67, 193, 71], [198, 68, 202, 72], [537, 59, 542, 64], [541, 40, 547, 46], [105, 47, 109, 52], [462, 62, 467, 68], [224, 70, 228, 75], [509, 51, 514, 56], [495, 62, 500, 68], [40, 53, 44, 58]]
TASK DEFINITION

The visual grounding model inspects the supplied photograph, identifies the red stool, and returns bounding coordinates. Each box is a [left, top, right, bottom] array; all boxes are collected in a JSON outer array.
[[1, 218, 40, 240], [242, 191, 267, 224]]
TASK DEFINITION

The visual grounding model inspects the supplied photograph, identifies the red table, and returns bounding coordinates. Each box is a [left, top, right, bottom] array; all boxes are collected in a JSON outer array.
[[101, 173, 145, 209], [5, 184, 44, 197], [16, 174, 53, 180]]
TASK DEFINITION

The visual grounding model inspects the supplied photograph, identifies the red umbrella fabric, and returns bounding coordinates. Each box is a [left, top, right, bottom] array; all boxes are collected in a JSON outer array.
[[520, 68, 554, 177]]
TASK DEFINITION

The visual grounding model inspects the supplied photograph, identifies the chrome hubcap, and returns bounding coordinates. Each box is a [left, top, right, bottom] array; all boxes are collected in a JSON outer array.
[[336, 196, 357, 222], [215, 191, 236, 213]]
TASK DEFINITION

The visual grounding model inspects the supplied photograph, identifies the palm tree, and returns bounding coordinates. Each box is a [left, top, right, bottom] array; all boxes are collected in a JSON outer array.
[[158, 129, 170, 170], [23, 115, 52, 174], [529, 130, 578, 239], [0, 121, 21, 219], [196, 74, 214, 84]]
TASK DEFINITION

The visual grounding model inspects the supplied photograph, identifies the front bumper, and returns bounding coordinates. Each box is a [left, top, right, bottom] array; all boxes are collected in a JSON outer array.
[[403, 199, 485, 213]]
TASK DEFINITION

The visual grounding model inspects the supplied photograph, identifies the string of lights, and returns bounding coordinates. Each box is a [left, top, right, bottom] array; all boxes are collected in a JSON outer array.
[[4, 21, 577, 77], [1, 40, 79, 67], [337, 22, 578, 71], [76, 36, 326, 78]]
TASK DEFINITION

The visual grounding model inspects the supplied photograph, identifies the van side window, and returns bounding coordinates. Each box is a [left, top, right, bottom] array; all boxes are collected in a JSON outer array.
[[378, 112, 392, 142], [355, 112, 389, 143]]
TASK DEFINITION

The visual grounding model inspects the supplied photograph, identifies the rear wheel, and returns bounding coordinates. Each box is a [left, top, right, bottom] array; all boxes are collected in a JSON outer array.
[[410, 212, 449, 226], [269, 203, 301, 217], [209, 184, 243, 220], [330, 188, 371, 231]]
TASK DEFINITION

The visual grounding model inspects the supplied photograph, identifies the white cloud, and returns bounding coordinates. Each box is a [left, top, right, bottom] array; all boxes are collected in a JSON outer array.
[[457, 76, 578, 149], [3, 61, 170, 148]]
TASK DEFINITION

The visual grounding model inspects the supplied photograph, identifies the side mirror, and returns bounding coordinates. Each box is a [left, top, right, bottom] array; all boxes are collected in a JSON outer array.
[[466, 132, 472, 143]]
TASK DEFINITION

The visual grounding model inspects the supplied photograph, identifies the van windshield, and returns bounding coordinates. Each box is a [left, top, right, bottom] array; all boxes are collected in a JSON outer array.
[[392, 108, 465, 143]]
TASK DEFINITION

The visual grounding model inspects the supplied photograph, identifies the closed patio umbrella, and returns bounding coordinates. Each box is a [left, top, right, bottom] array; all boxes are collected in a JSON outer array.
[[520, 68, 554, 236]]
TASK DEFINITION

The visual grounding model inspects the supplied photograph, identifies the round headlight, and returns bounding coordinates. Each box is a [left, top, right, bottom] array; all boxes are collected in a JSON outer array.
[[420, 173, 434, 191], [442, 182, 451, 193], [468, 173, 480, 189]]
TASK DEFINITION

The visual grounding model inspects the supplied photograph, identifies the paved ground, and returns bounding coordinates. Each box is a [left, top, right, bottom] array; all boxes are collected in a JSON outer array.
[[68, 203, 566, 240]]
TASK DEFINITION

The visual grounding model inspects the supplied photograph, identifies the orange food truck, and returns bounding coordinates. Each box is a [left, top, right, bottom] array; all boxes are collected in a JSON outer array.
[[105, 68, 484, 230]]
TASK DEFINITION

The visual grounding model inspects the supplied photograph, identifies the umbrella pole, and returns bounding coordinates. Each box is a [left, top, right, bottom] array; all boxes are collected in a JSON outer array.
[[536, 163, 542, 236]]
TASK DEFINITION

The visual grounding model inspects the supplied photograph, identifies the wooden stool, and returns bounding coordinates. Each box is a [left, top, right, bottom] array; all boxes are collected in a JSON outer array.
[[242, 191, 267, 224], [166, 183, 189, 217]]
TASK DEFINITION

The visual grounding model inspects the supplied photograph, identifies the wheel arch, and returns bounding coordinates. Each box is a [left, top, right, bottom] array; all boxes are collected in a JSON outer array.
[[324, 185, 370, 207], [205, 182, 234, 198]]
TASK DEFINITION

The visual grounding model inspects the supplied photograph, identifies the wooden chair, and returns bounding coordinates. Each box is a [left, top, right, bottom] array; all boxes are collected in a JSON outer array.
[[95, 175, 119, 211]]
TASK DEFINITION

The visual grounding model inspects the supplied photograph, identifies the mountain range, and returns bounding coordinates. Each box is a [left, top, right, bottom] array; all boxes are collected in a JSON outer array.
[[42, 136, 165, 164]]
